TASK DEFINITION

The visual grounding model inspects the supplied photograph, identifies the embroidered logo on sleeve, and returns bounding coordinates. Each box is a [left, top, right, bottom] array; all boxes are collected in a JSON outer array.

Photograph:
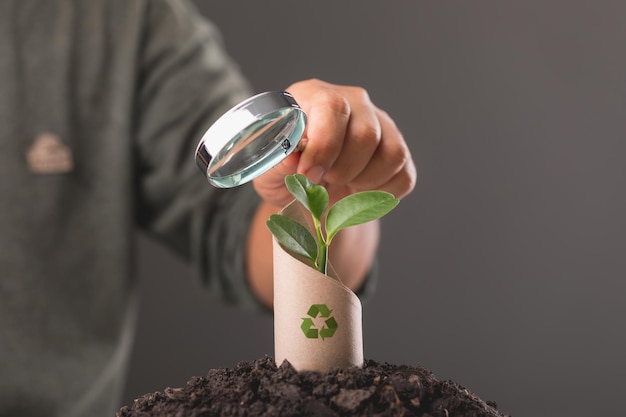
[[26, 133, 74, 174]]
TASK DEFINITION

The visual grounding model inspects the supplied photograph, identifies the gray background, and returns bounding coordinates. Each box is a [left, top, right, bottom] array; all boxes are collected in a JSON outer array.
[[123, 2, 626, 416]]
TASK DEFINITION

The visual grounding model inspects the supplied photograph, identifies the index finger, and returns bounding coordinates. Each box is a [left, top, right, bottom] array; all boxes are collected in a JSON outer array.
[[289, 83, 351, 183]]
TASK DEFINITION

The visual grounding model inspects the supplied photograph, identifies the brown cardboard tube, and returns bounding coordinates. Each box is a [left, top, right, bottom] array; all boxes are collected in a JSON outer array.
[[273, 201, 364, 372]]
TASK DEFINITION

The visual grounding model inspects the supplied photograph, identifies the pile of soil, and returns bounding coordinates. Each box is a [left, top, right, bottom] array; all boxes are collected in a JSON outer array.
[[118, 357, 509, 417]]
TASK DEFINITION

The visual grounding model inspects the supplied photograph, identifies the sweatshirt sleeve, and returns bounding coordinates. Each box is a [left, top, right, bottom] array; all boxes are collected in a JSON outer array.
[[133, 0, 264, 310]]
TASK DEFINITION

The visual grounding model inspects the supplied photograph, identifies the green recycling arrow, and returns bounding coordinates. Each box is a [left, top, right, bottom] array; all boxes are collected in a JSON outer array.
[[307, 304, 332, 318], [301, 304, 338, 340], [300, 318, 318, 339], [319, 316, 338, 340]]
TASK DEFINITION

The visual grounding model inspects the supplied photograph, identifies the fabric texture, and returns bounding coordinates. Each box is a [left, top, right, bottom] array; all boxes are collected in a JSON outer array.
[[0, 0, 260, 416]]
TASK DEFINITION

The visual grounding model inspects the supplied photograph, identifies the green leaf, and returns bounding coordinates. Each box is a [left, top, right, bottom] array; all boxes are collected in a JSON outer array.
[[266, 214, 318, 262], [285, 174, 328, 221], [325, 191, 399, 241]]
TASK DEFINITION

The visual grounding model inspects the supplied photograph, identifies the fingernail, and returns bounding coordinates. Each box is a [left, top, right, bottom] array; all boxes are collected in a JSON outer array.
[[306, 166, 325, 183]]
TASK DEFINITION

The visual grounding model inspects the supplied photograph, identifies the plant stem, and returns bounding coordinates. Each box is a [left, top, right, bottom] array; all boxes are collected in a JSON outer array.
[[313, 218, 328, 274], [319, 240, 328, 275]]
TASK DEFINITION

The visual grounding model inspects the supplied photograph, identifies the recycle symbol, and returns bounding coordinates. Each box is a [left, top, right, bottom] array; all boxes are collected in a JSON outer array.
[[301, 304, 338, 340]]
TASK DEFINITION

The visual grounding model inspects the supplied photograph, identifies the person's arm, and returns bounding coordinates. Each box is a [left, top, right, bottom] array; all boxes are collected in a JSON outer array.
[[246, 79, 417, 308]]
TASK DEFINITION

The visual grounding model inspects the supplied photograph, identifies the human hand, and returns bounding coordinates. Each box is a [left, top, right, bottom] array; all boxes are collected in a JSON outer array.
[[253, 79, 417, 208]]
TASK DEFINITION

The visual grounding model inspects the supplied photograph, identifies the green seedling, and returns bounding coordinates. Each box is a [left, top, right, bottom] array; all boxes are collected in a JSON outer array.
[[266, 173, 399, 275]]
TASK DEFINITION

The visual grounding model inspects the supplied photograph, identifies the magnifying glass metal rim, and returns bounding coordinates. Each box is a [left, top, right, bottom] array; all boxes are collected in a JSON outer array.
[[195, 90, 306, 187]]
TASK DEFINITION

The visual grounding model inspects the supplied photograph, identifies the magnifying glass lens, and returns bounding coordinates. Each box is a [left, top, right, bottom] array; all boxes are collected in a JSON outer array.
[[195, 91, 306, 188]]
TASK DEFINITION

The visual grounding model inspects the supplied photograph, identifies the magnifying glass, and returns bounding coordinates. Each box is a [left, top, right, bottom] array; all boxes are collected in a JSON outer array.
[[195, 91, 307, 188]]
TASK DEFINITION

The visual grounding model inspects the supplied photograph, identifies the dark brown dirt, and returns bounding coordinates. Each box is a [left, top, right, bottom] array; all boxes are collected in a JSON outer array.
[[118, 357, 509, 417]]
